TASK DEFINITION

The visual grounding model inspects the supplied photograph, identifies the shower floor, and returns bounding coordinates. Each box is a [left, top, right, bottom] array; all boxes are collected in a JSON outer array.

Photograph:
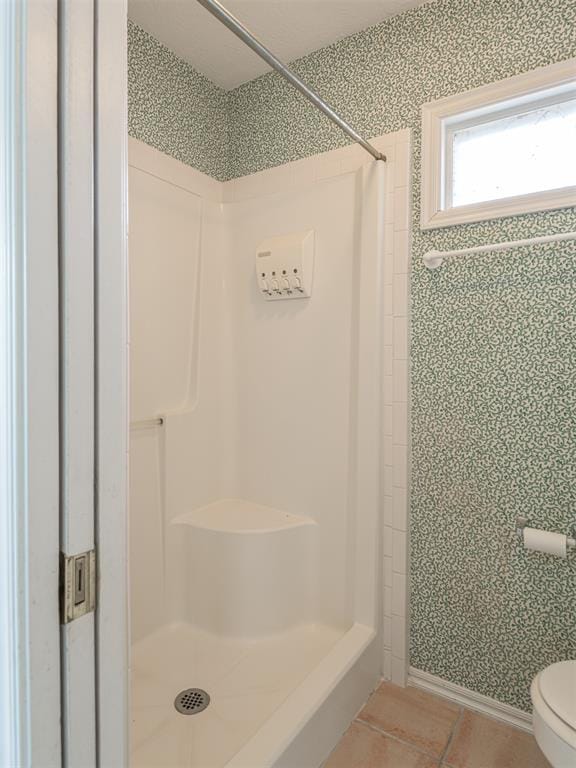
[[130, 621, 344, 768]]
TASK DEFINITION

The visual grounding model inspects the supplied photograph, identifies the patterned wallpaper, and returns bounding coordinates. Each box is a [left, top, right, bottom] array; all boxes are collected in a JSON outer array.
[[226, 0, 576, 179], [128, 0, 576, 711], [411, 233, 576, 711], [128, 20, 228, 181]]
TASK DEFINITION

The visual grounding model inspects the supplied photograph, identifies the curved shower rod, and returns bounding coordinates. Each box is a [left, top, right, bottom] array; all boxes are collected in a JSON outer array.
[[195, 0, 386, 163]]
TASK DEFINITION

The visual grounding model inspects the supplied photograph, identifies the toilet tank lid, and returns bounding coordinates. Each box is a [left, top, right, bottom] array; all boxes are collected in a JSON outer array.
[[539, 661, 576, 730]]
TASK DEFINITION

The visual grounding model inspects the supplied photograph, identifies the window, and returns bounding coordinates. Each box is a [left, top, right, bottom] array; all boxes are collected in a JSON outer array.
[[421, 59, 576, 229]]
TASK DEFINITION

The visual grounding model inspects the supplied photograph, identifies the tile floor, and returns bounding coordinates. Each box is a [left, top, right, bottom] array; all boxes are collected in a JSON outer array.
[[325, 682, 551, 768]]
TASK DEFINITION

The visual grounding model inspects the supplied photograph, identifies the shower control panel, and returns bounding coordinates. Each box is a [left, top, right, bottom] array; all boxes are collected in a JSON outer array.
[[256, 230, 314, 300]]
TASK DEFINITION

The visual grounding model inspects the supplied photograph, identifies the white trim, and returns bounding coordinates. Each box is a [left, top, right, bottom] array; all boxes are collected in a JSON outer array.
[[22, 2, 63, 757], [0, 4, 25, 762], [0, 0, 62, 764], [95, 1, 129, 765], [408, 668, 533, 733], [421, 57, 576, 229], [58, 1, 97, 762]]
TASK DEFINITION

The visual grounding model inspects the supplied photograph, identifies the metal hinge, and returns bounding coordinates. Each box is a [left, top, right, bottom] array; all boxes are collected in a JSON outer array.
[[60, 549, 96, 624]]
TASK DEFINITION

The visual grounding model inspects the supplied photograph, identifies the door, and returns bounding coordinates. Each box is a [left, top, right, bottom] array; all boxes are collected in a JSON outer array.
[[60, 0, 129, 764], [0, 1, 129, 765]]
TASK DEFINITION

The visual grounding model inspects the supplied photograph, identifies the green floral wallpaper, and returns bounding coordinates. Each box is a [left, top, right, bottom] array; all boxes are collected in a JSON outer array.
[[128, 0, 576, 712], [411, 232, 576, 712], [226, 0, 576, 179], [128, 20, 228, 181]]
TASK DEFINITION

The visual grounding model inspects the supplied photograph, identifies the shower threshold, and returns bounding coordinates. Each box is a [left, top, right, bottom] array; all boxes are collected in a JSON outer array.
[[130, 621, 344, 767]]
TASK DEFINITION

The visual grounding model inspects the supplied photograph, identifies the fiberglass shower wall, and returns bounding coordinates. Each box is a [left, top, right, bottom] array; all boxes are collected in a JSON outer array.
[[128, 157, 229, 641], [221, 173, 363, 631], [128, 138, 386, 641]]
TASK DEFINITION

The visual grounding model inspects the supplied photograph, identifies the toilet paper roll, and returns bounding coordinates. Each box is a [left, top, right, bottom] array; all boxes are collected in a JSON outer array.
[[523, 527, 567, 558]]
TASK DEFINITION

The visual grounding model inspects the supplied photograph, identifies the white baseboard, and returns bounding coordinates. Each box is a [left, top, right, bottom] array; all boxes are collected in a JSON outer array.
[[408, 667, 532, 733]]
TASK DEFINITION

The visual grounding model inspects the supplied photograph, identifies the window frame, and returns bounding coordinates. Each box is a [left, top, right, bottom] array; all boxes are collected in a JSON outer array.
[[420, 58, 576, 229]]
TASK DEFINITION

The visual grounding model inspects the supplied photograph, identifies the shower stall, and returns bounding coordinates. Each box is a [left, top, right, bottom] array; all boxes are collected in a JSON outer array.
[[127, 5, 399, 764], [128, 136, 389, 766], [3, 1, 410, 764]]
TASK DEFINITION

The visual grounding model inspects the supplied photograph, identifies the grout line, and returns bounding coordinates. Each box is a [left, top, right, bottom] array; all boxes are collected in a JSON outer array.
[[439, 706, 464, 766], [354, 716, 442, 761]]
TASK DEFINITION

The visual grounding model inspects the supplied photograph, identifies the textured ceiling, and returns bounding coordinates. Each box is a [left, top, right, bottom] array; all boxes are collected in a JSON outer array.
[[128, 0, 433, 90]]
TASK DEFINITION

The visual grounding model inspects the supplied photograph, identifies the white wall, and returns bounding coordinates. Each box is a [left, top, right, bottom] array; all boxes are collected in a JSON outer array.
[[128, 146, 228, 640], [128, 132, 410, 663], [225, 173, 360, 629], [129, 166, 202, 421], [128, 163, 205, 639]]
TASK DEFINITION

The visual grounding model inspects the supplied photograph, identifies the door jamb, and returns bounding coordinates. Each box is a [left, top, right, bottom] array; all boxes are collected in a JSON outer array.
[[0, 1, 62, 764], [94, 1, 130, 764]]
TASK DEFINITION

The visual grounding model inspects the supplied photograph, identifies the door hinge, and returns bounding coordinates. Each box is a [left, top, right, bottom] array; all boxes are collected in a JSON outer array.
[[60, 549, 96, 624]]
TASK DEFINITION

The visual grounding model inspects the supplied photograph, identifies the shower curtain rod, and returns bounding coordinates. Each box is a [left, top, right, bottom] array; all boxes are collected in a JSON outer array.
[[195, 0, 386, 163]]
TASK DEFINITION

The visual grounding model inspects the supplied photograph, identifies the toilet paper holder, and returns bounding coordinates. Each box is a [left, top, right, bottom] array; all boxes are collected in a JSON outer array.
[[516, 516, 576, 550]]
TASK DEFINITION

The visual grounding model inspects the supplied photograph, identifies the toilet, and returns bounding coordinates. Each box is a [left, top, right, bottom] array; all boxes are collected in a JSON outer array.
[[531, 661, 576, 767]]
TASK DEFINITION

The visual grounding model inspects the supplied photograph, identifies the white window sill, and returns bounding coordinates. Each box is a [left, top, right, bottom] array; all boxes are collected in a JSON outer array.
[[422, 184, 576, 230]]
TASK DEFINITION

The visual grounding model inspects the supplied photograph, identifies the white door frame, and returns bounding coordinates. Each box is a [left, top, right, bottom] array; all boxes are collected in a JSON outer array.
[[61, 0, 130, 762], [59, 1, 98, 762], [94, 1, 130, 764], [60, 0, 130, 762], [0, 1, 62, 765], [1, 1, 130, 764]]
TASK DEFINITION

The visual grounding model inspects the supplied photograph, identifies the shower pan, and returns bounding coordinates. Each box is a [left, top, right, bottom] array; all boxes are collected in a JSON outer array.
[[128, 133, 389, 766]]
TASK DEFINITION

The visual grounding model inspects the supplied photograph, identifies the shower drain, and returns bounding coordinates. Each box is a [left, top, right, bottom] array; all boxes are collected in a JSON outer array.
[[174, 688, 211, 715]]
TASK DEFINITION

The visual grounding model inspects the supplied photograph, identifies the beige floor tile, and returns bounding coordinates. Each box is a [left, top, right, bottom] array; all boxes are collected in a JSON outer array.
[[358, 682, 461, 758], [325, 721, 440, 768], [444, 710, 551, 768]]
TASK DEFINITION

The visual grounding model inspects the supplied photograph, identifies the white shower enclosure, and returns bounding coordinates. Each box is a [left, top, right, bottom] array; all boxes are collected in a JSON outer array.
[[127, 137, 389, 767], [2, 3, 410, 760]]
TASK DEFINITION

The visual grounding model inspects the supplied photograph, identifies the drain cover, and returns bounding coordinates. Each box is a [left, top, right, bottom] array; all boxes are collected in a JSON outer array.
[[174, 688, 210, 715]]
